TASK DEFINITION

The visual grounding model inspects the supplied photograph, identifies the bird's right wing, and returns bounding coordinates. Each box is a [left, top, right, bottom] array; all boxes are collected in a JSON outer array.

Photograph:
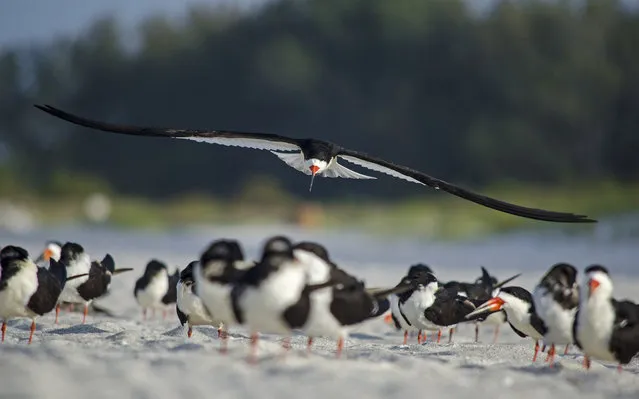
[[34, 104, 302, 152]]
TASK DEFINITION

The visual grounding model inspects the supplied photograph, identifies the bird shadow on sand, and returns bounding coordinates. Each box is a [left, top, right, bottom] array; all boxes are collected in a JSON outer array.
[[48, 325, 110, 335], [348, 332, 385, 341], [169, 343, 205, 352], [7, 320, 45, 332]]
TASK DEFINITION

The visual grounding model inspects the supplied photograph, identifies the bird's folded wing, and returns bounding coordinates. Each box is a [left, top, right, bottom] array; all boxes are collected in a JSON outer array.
[[34, 104, 301, 152]]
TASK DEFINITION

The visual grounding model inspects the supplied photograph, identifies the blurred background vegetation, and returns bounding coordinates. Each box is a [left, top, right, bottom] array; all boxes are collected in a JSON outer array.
[[0, 0, 637, 238]]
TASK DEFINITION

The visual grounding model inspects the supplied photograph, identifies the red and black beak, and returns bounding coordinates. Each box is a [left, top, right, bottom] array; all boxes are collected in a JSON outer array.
[[308, 165, 320, 192], [465, 297, 505, 319], [588, 278, 600, 298]]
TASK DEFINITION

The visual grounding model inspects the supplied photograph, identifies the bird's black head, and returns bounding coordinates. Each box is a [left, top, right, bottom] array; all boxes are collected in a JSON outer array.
[[407, 263, 433, 278], [180, 260, 199, 283], [200, 240, 244, 265], [413, 271, 438, 287], [539, 262, 579, 309], [46, 240, 63, 247], [499, 286, 533, 303], [0, 245, 29, 267], [144, 259, 168, 276], [59, 242, 85, 263], [475, 266, 498, 287], [260, 235, 295, 265], [293, 241, 330, 263], [584, 264, 609, 276]]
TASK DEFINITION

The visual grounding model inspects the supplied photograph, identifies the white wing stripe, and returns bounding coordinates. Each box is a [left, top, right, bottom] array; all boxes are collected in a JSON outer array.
[[270, 151, 309, 174], [177, 136, 300, 152], [338, 155, 425, 185], [323, 159, 376, 179]]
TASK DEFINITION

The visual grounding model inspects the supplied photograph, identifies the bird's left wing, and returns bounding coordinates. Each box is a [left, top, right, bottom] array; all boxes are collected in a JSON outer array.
[[337, 148, 596, 223], [34, 104, 302, 152]]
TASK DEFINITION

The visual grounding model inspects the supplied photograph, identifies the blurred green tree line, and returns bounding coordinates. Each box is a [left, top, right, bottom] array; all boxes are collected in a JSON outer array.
[[0, 0, 637, 201]]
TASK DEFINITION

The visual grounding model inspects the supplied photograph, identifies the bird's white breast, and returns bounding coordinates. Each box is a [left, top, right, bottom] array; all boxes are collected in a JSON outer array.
[[240, 265, 307, 334], [176, 281, 218, 327], [402, 289, 438, 331], [576, 297, 616, 362], [390, 295, 413, 331], [0, 264, 39, 319], [135, 271, 169, 308], [533, 287, 575, 345], [59, 255, 91, 304]]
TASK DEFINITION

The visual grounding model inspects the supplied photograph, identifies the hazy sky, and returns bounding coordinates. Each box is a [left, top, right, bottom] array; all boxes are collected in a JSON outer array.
[[0, 0, 265, 50]]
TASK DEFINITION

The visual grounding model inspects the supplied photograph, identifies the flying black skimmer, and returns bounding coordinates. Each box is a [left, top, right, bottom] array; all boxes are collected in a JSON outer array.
[[34, 104, 596, 223], [293, 241, 412, 356], [55, 242, 91, 323], [34, 240, 62, 265], [466, 286, 547, 362], [574, 265, 639, 372], [194, 239, 253, 353], [532, 262, 579, 366], [74, 253, 132, 323], [176, 260, 223, 338]]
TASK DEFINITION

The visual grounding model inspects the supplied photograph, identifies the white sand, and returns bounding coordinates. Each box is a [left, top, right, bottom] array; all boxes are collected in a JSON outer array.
[[0, 225, 637, 399]]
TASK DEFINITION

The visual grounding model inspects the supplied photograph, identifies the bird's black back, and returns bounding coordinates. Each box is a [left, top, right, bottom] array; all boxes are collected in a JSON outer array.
[[162, 268, 180, 304], [27, 268, 63, 315], [48, 258, 67, 287], [77, 261, 111, 301], [135, 259, 168, 296], [537, 262, 579, 310], [426, 289, 477, 327], [610, 299, 639, 364], [298, 139, 339, 161], [176, 304, 188, 326]]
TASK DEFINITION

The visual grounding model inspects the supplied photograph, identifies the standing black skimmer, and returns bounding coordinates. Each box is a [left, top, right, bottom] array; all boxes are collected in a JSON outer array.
[[194, 239, 253, 352], [532, 262, 579, 366], [232, 236, 343, 362], [388, 264, 440, 345], [574, 265, 639, 372], [442, 267, 520, 343], [55, 242, 91, 322], [466, 286, 547, 362], [134, 260, 170, 320], [74, 254, 132, 323], [34, 104, 596, 223], [34, 240, 62, 265], [176, 260, 223, 338], [0, 246, 39, 342], [293, 241, 412, 356]]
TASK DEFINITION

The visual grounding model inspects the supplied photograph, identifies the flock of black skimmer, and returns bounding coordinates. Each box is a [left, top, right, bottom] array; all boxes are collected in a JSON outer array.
[[0, 237, 637, 371], [0, 104, 630, 371]]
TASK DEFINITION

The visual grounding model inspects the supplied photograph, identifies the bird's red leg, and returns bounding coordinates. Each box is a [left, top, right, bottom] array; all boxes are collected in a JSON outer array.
[[307, 337, 313, 354], [282, 336, 291, 352], [437, 329, 442, 344], [403, 330, 408, 345], [219, 330, 228, 354], [142, 308, 147, 321], [28, 320, 36, 344], [187, 326, 193, 338], [82, 303, 88, 324], [162, 310, 167, 320], [617, 364, 623, 373], [336, 337, 344, 358], [546, 344, 556, 367], [583, 355, 591, 369], [1, 321, 6, 343], [448, 328, 454, 343], [249, 333, 258, 364], [55, 304, 60, 324], [493, 325, 500, 344], [533, 340, 540, 362], [564, 344, 569, 355], [68, 303, 74, 312], [475, 323, 479, 343], [417, 330, 422, 344]]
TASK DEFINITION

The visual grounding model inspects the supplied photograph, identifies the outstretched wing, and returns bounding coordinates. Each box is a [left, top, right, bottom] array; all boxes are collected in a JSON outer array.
[[337, 148, 596, 223], [34, 104, 301, 152]]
